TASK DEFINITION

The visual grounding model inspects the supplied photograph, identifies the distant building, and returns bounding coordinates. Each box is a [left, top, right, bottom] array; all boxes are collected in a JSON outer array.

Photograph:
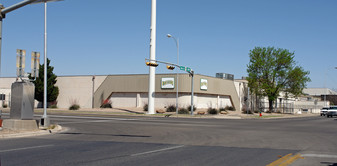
[[237, 84, 328, 114], [2, 74, 329, 114], [0, 73, 242, 112], [303, 88, 337, 96], [303, 88, 337, 106]]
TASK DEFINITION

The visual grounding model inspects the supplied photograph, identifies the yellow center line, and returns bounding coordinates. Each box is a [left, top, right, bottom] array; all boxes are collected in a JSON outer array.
[[267, 153, 304, 166], [279, 154, 303, 166], [267, 153, 293, 166]]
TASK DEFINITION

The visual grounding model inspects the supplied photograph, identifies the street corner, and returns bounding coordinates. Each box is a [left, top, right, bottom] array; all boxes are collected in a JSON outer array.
[[40, 124, 65, 133]]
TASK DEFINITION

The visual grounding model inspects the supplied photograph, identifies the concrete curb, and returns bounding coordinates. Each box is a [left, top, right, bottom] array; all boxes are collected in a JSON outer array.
[[0, 125, 67, 139], [212, 115, 242, 119]]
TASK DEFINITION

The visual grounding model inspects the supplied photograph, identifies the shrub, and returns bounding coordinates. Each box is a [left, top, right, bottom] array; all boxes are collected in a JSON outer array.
[[219, 107, 226, 111], [3, 103, 7, 108], [187, 105, 197, 112], [101, 103, 112, 108], [242, 110, 253, 114], [101, 99, 112, 108], [178, 108, 189, 114], [69, 104, 80, 110], [207, 108, 218, 115], [69, 99, 79, 110], [219, 107, 228, 114], [143, 104, 148, 112], [166, 105, 176, 112], [225, 106, 235, 111], [254, 110, 259, 113], [50, 104, 57, 108], [241, 107, 253, 114]]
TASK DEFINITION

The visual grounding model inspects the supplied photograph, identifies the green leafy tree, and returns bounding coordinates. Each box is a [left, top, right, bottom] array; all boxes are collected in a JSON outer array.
[[29, 58, 59, 105], [247, 47, 310, 112]]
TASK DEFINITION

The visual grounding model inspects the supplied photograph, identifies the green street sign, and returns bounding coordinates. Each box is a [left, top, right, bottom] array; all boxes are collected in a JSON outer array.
[[179, 66, 191, 72]]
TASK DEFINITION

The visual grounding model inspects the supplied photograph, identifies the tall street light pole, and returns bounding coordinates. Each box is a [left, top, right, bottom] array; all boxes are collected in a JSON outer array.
[[32, 0, 62, 127], [167, 34, 179, 115], [43, 1, 48, 126], [148, 0, 156, 114]]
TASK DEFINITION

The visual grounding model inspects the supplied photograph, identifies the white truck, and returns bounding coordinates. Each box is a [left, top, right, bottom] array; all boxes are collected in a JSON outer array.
[[326, 106, 337, 118]]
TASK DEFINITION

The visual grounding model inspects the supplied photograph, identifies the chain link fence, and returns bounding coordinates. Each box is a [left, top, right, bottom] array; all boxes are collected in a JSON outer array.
[[251, 100, 321, 114], [252, 101, 294, 114]]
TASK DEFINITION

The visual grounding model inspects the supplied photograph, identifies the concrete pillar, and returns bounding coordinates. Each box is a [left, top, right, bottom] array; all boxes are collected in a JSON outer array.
[[10, 81, 35, 120], [136, 93, 140, 107], [217, 95, 220, 109], [4, 81, 38, 131]]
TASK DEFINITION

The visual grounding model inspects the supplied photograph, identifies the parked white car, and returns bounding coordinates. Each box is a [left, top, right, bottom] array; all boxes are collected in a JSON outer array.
[[320, 107, 329, 116], [327, 106, 337, 118]]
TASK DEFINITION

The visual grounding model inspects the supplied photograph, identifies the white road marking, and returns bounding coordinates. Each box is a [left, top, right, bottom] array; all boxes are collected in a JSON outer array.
[[302, 154, 337, 158], [54, 115, 220, 127], [0, 145, 54, 153], [131, 145, 185, 157], [59, 119, 118, 124]]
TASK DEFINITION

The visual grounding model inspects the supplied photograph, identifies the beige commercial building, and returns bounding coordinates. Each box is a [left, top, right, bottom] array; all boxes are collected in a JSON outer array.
[[0, 73, 243, 111]]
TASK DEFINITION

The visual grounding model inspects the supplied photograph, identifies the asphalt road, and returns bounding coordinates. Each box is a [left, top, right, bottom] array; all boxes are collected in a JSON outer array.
[[1, 114, 337, 166]]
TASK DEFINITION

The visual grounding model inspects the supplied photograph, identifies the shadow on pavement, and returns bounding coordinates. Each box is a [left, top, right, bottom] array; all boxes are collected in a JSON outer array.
[[321, 162, 337, 166], [114, 108, 144, 114]]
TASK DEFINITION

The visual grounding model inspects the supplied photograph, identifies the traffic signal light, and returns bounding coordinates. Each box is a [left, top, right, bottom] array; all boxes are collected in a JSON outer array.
[[166, 65, 175, 70], [146, 62, 158, 67]]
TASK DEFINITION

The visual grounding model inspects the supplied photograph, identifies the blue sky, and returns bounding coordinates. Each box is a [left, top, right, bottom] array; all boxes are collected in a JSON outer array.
[[1, 0, 337, 89]]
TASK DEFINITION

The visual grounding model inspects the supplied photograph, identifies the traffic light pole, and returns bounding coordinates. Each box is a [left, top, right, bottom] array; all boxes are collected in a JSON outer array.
[[148, 0, 156, 115]]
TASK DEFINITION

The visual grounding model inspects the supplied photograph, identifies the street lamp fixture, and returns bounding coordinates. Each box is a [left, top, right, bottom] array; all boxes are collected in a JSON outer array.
[[167, 33, 179, 115]]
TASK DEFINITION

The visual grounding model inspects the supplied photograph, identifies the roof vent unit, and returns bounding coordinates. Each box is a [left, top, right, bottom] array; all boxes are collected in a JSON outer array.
[[216, 73, 234, 80]]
